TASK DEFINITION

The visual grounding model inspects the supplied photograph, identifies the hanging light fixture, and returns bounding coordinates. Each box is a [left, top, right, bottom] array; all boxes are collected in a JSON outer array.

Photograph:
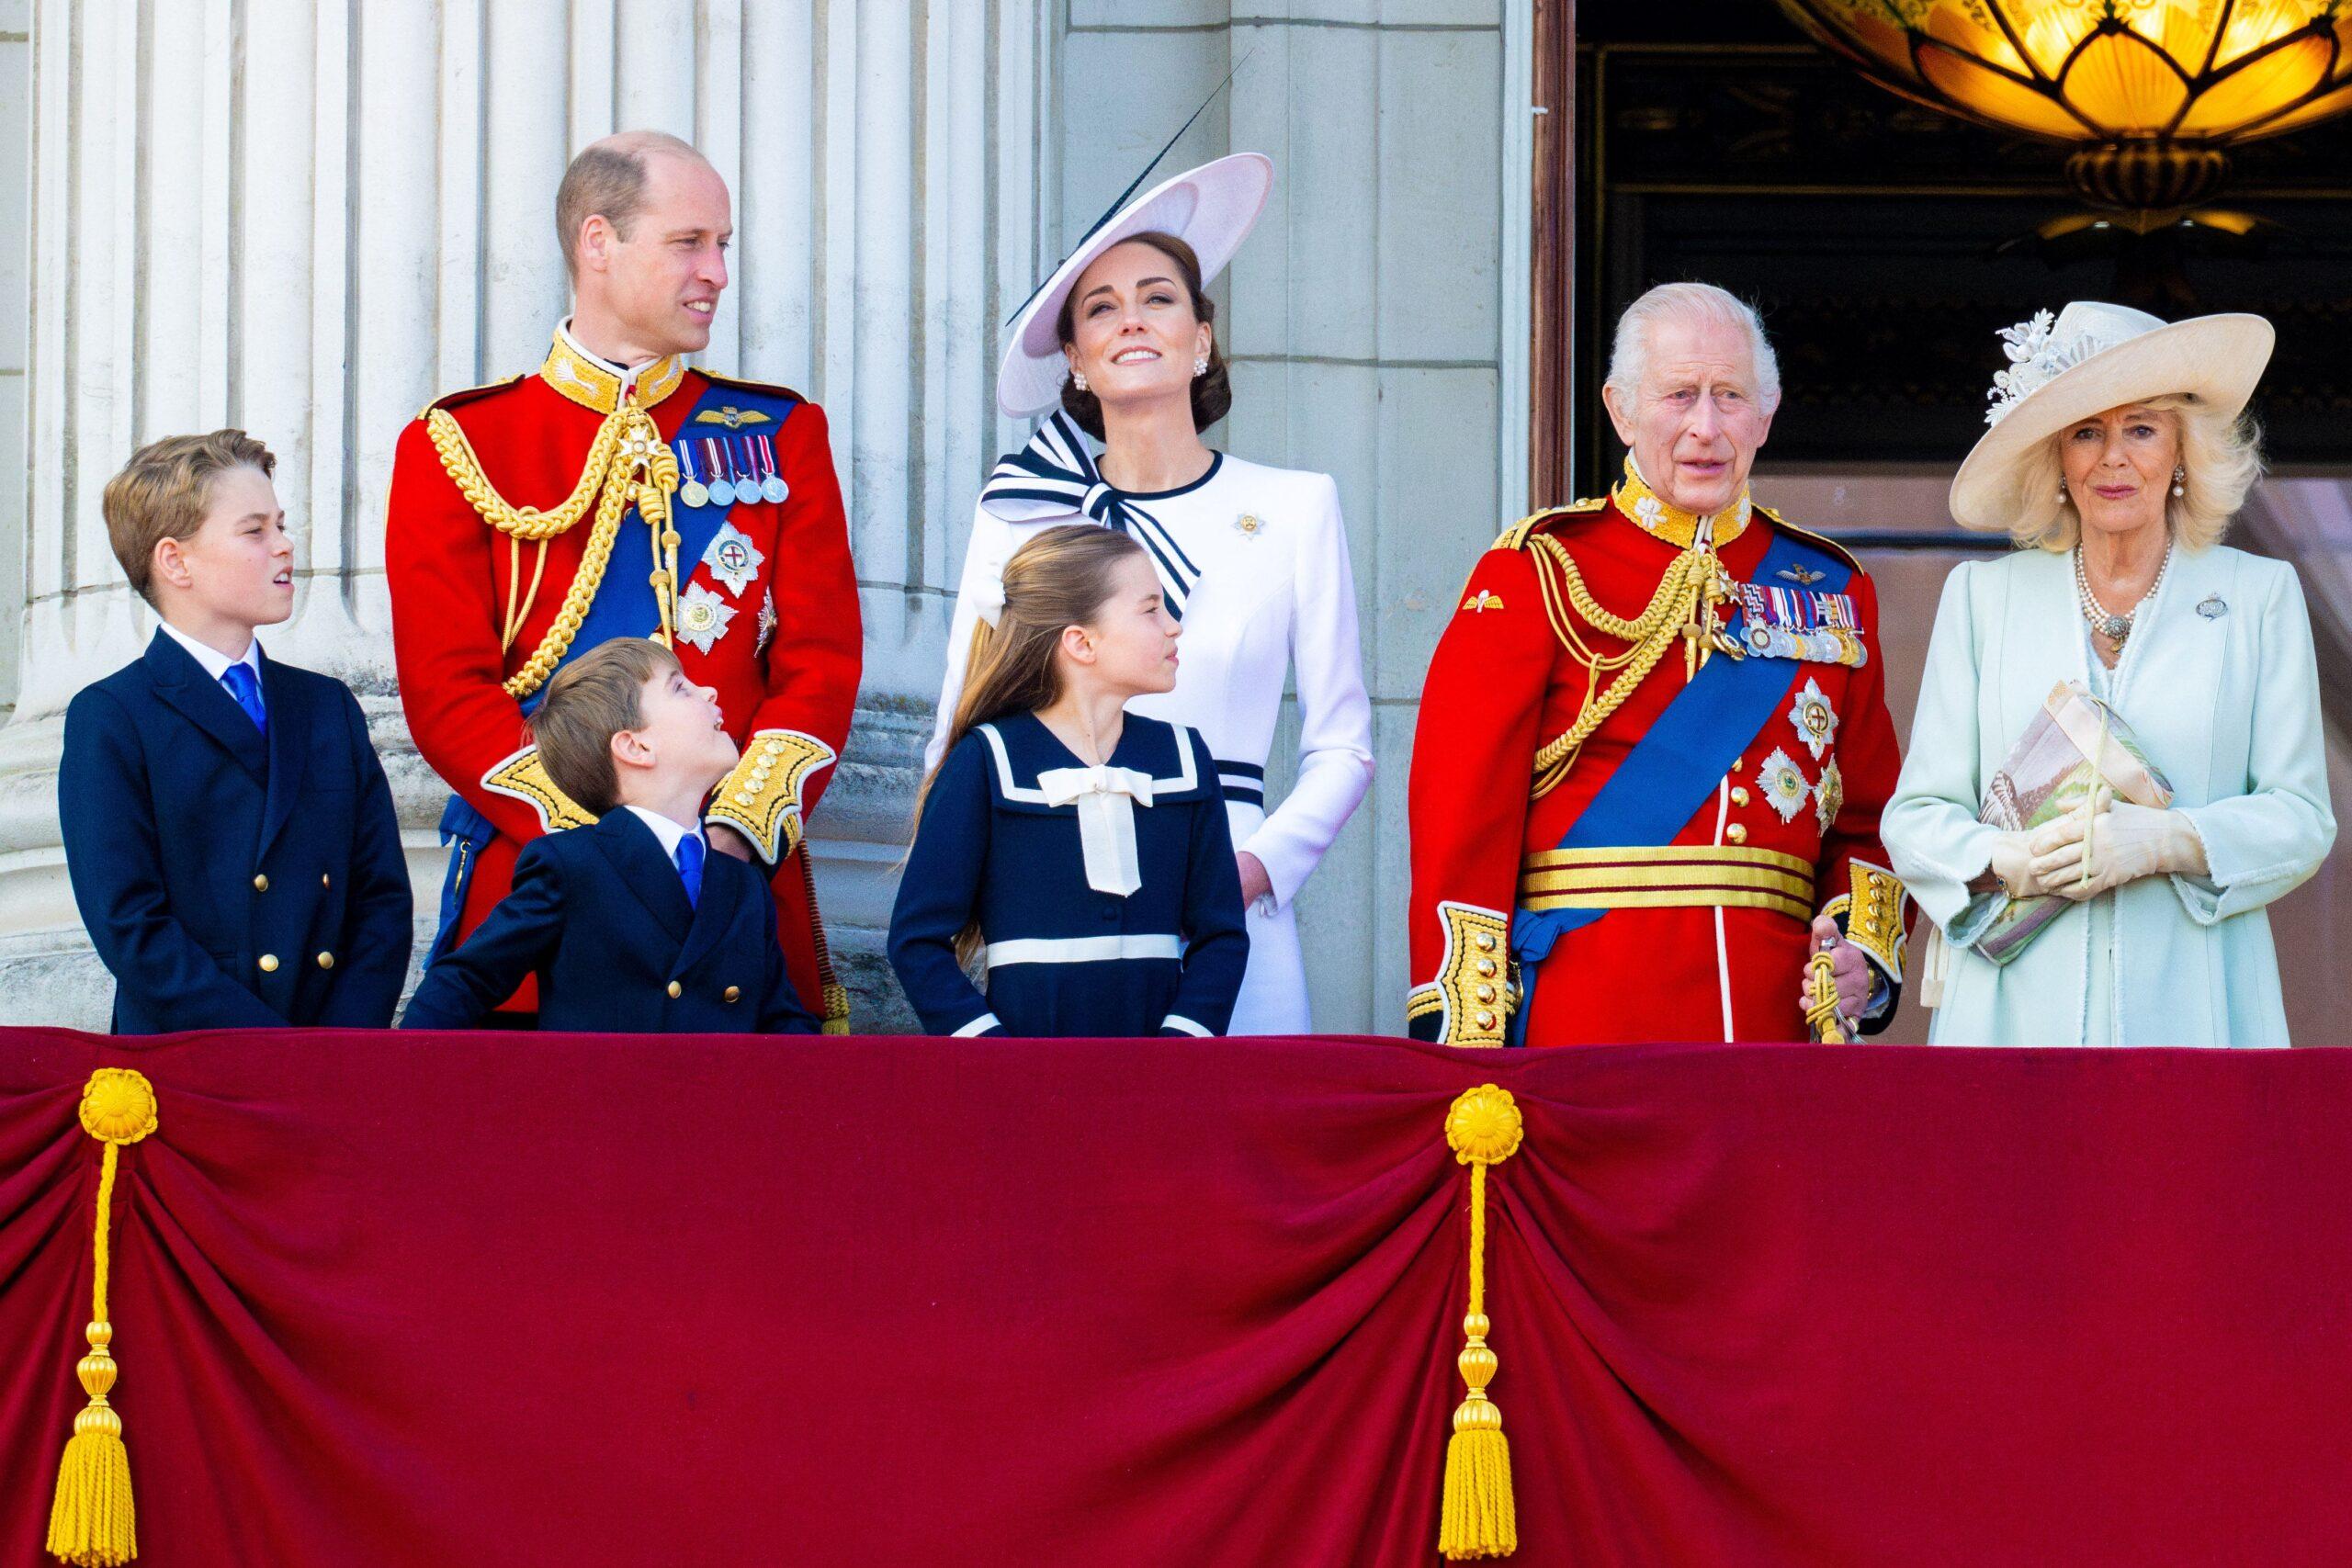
[[1773, 1, 2352, 214]]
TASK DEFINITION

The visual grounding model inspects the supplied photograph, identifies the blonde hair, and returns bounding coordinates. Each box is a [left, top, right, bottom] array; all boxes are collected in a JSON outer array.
[[102, 430, 277, 604], [1982, 393, 2265, 552], [914, 525, 1149, 962], [555, 130, 706, 279], [529, 637, 683, 817]]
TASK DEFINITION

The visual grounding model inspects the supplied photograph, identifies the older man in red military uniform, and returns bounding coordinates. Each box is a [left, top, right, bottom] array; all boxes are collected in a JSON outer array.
[[1408, 282, 1908, 1046], [388, 130, 861, 1028]]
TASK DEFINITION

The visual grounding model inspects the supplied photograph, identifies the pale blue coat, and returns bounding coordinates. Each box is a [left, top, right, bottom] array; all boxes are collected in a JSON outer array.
[[1883, 544, 2335, 1045]]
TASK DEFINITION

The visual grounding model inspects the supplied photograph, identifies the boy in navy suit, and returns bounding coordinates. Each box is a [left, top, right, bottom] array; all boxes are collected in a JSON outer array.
[[401, 638, 817, 1032], [60, 431, 414, 1032]]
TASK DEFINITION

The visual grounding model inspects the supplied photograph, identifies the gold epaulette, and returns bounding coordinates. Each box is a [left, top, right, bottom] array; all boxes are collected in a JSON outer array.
[[1492, 497, 1606, 552], [415, 373, 526, 423], [1755, 504, 1869, 577]]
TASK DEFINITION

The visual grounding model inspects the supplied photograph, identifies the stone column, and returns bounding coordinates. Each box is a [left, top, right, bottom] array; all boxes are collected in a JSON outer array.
[[0, 0, 1056, 1027]]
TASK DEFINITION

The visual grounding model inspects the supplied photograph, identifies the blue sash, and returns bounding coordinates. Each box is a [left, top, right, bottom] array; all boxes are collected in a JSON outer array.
[[1511, 529, 1851, 966], [526, 380, 801, 714]]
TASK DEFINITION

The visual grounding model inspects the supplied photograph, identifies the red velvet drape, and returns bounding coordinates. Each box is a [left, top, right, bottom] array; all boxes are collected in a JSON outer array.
[[6, 1029, 2350, 1566]]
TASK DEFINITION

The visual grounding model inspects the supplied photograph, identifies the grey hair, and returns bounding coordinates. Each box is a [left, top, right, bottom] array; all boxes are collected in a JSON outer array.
[[1604, 282, 1782, 412], [1983, 394, 2265, 553]]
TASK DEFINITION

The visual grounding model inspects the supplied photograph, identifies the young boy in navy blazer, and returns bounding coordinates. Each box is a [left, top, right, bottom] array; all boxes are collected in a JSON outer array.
[[401, 637, 817, 1033], [60, 431, 414, 1032]]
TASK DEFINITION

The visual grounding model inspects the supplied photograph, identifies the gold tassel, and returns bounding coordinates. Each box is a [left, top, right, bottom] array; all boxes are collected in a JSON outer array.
[[1806, 951, 1849, 1043], [1441, 1084, 1524, 1561], [48, 1068, 158, 1568]]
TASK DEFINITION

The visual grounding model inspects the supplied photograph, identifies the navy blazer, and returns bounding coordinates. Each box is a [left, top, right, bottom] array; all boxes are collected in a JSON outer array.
[[60, 629, 414, 1032], [401, 807, 816, 1033], [888, 712, 1250, 1038]]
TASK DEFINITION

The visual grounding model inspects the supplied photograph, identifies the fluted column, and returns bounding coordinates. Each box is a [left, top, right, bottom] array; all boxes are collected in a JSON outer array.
[[0, 0, 1055, 1027]]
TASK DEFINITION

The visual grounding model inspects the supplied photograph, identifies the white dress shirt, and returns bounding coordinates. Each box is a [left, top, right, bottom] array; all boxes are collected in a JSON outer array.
[[158, 619, 262, 684], [623, 805, 706, 863]]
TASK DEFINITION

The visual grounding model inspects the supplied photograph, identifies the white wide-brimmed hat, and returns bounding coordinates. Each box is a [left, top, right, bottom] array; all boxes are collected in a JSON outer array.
[[995, 152, 1274, 421], [1949, 301, 2272, 531]]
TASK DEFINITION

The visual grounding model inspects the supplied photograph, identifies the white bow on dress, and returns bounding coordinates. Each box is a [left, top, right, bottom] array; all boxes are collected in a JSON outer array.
[[1035, 764, 1158, 897]]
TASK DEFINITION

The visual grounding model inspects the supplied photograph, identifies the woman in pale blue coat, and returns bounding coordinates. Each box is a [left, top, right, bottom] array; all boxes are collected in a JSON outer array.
[[1884, 302, 2335, 1045]]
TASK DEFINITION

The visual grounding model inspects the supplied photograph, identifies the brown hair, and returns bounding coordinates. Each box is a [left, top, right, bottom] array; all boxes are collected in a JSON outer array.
[[1055, 231, 1232, 439], [529, 637, 684, 817], [915, 525, 1150, 962], [103, 429, 277, 604], [555, 130, 705, 279]]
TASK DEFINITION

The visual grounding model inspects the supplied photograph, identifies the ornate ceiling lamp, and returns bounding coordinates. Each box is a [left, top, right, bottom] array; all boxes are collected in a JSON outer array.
[[1773, 1, 2352, 220]]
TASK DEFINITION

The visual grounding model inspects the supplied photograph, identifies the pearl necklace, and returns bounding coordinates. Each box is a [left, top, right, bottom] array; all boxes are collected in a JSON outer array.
[[2074, 541, 2170, 648]]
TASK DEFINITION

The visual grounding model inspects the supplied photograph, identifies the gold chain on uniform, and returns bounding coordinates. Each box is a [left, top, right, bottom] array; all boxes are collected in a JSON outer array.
[[1524, 535, 1736, 799], [425, 403, 684, 698]]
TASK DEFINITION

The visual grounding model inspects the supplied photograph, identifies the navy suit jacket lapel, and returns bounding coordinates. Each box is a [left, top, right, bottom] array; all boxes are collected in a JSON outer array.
[[143, 630, 268, 780], [593, 809, 694, 947], [673, 850, 744, 976], [256, 649, 309, 856]]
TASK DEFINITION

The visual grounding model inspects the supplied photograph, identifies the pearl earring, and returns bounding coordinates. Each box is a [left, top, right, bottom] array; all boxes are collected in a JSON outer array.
[[2172, 466, 2187, 498], [1193, 355, 1209, 378], [2057, 484, 2069, 504], [1071, 369, 1089, 392]]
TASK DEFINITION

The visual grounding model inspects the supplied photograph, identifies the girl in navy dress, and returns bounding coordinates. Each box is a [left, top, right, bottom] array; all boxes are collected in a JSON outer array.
[[889, 525, 1250, 1036]]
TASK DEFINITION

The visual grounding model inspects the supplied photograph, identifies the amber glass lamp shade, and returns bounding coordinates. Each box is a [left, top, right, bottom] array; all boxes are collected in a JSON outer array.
[[1774, 0, 2352, 209]]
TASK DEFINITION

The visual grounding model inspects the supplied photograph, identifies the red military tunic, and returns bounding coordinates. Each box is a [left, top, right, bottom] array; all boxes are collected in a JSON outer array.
[[1407, 464, 1909, 1046], [387, 327, 862, 1026]]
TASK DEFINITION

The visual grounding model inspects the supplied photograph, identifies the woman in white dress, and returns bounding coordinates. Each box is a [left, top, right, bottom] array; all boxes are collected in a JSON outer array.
[[930, 153, 1374, 1034], [1883, 302, 2335, 1044]]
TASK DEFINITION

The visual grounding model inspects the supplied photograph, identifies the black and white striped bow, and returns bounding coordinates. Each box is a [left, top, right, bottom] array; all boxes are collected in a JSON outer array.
[[978, 412, 1201, 619]]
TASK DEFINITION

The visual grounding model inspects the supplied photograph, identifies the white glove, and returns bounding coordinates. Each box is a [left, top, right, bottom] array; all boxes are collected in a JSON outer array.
[[2030, 786, 2209, 901], [1986, 828, 2069, 899]]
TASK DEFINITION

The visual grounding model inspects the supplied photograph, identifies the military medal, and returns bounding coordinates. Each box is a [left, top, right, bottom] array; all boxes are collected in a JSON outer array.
[[676, 441, 711, 510], [1815, 757, 1846, 835], [703, 438, 737, 508], [750, 437, 790, 504], [703, 521, 765, 597]]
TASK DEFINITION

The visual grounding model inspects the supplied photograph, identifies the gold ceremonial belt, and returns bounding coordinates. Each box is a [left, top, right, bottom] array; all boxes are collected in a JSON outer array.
[[1517, 844, 1815, 924]]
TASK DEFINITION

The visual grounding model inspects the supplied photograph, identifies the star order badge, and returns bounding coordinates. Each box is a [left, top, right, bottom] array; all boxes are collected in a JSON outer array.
[[675, 582, 737, 653], [702, 522, 765, 597], [1788, 677, 1839, 761], [1815, 756, 1846, 834], [1756, 747, 1812, 825]]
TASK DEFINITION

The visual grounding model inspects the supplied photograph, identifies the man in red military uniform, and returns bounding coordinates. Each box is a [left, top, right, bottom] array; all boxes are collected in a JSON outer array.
[[1408, 283, 1908, 1046], [388, 130, 860, 1028]]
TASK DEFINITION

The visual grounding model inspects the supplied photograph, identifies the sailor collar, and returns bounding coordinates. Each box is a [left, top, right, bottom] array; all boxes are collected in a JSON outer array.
[[540, 320, 688, 414], [1611, 455, 1753, 551], [973, 712, 1212, 807]]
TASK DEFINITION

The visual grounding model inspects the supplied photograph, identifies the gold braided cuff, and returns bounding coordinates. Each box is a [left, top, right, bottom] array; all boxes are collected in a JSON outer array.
[[482, 746, 596, 834], [706, 728, 837, 863], [1407, 901, 1514, 1047], [1837, 860, 1908, 987]]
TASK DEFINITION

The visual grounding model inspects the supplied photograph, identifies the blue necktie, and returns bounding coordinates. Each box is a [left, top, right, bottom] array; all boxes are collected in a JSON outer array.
[[220, 662, 267, 736], [674, 832, 705, 910]]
